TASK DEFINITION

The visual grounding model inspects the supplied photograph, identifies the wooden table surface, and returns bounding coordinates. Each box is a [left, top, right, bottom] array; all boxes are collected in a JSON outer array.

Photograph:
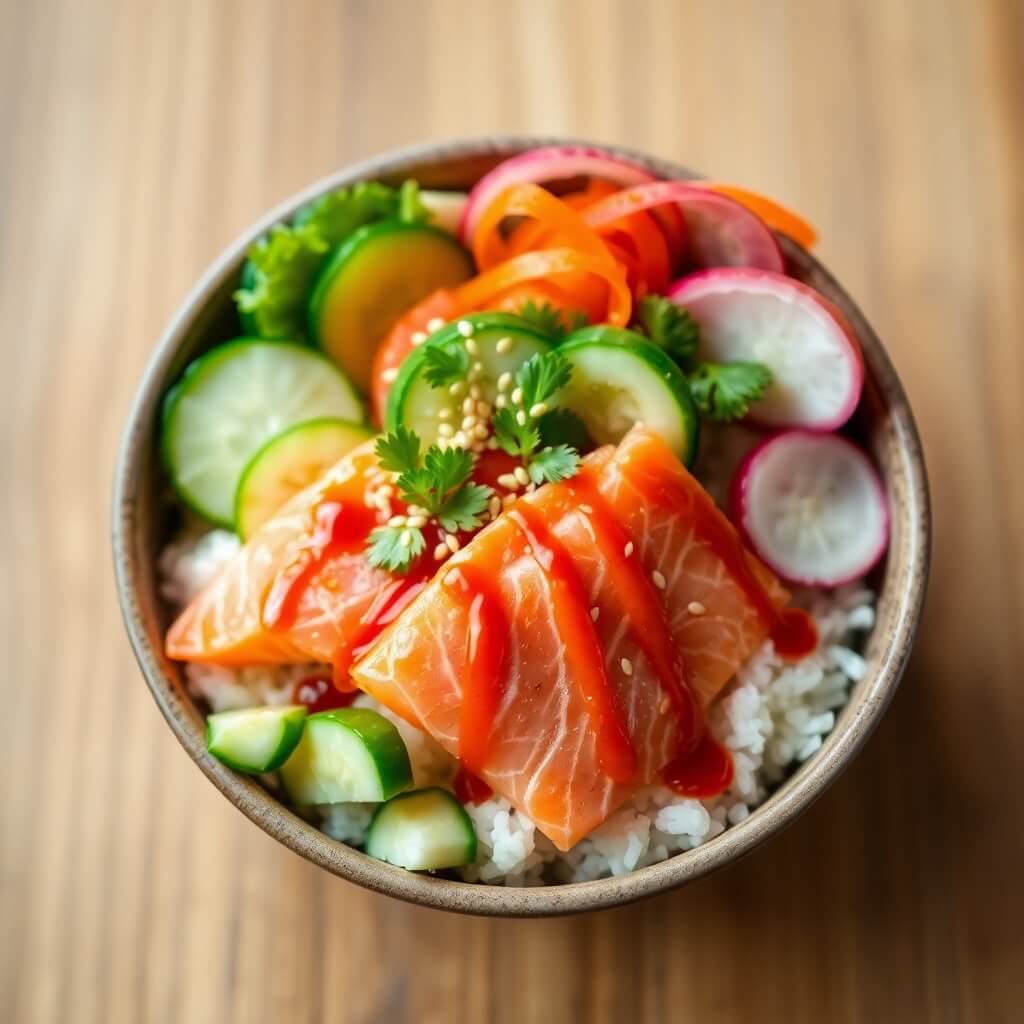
[[3, 0, 1022, 1020]]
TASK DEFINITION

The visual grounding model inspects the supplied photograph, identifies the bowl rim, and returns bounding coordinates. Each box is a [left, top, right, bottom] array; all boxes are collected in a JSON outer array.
[[112, 135, 931, 917]]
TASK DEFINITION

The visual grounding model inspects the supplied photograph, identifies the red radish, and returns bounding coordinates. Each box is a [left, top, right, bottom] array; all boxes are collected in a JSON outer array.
[[668, 268, 863, 430], [582, 181, 784, 273], [460, 146, 659, 244], [731, 431, 889, 587]]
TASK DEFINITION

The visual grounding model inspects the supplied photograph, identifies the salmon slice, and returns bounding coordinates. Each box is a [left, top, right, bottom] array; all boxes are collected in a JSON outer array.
[[166, 440, 392, 666], [352, 426, 788, 849]]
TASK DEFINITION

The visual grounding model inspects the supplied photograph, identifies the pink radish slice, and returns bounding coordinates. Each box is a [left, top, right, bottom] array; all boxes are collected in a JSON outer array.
[[581, 181, 784, 273], [460, 146, 658, 244], [668, 268, 863, 430], [731, 431, 889, 587]]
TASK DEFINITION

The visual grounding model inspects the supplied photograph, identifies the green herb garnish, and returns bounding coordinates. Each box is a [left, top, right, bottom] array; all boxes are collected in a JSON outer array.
[[422, 344, 470, 389], [688, 362, 773, 421], [636, 295, 700, 364], [518, 300, 589, 342]]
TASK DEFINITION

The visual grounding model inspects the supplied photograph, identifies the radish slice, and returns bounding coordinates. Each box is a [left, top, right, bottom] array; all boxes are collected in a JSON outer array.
[[668, 268, 863, 430], [731, 431, 889, 586], [582, 181, 784, 273], [460, 146, 658, 244]]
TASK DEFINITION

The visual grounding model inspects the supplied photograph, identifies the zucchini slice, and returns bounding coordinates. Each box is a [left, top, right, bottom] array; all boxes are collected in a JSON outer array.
[[366, 787, 478, 870], [206, 705, 307, 773]]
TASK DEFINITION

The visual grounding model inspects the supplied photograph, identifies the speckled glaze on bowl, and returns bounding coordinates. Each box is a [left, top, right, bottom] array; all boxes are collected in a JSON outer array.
[[112, 137, 930, 917]]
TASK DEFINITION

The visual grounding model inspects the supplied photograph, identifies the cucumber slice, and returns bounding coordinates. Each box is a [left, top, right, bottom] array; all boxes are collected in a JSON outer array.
[[162, 340, 364, 527], [556, 334, 700, 466], [280, 708, 412, 805], [234, 417, 374, 539], [308, 220, 474, 394], [386, 312, 553, 444], [560, 324, 649, 348], [206, 705, 307, 773], [366, 787, 477, 870]]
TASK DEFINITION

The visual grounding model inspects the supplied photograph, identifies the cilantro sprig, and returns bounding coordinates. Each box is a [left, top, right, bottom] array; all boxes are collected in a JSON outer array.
[[235, 180, 428, 340], [422, 345, 469, 389], [517, 300, 589, 342], [635, 294, 773, 423], [492, 351, 581, 485], [367, 428, 493, 573]]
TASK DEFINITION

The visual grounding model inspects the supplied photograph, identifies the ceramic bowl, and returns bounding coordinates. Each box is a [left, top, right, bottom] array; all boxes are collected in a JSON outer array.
[[113, 137, 930, 916]]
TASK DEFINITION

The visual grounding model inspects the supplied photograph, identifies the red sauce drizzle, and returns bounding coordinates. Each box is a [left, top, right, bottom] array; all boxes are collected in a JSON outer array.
[[507, 503, 637, 784], [663, 731, 735, 798], [292, 673, 359, 713], [261, 493, 378, 633], [453, 764, 493, 805], [628, 468, 818, 660], [443, 565, 510, 776]]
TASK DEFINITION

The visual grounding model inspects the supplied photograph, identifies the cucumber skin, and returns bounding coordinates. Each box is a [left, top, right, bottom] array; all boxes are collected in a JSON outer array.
[[281, 708, 413, 805], [306, 219, 473, 357], [561, 324, 650, 349], [160, 338, 365, 528], [232, 416, 374, 539], [384, 312, 554, 433], [205, 705, 307, 774], [557, 334, 701, 468], [366, 787, 478, 869]]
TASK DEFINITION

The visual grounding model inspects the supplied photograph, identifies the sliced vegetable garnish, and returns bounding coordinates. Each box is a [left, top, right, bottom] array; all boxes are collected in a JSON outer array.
[[731, 430, 889, 586], [308, 220, 473, 392], [668, 268, 863, 430], [161, 340, 364, 527], [556, 333, 699, 465], [234, 418, 374, 539], [698, 183, 818, 248], [280, 707, 413, 804], [206, 705, 307, 774], [418, 190, 469, 234], [385, 312, 553, 446], [366, 787, 477, 870]]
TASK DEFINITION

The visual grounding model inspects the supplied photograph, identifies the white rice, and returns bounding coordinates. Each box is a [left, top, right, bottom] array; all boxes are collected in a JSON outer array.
[[161, 428, 877, 886]]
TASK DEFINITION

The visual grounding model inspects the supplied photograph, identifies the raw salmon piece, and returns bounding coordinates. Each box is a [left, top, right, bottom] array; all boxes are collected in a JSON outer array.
[[352, 426, 788, 849], [165, 440, 391, 666]]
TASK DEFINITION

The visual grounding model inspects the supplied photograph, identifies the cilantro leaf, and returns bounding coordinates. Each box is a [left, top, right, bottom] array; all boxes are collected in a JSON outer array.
[[375, 427, 421, 475], [436, 482, 492, 533], [537, 408, 591, 450], [688, 361, 773, 421], [516, 350, 573, 410], [516, 301, 589, 342], [637, 295, 700, 367], [422, 344, 469, 389], [492, 406, 540, 459], [421, 446, 474, 498], [528, 446, 580, 485], [234, 180, 425, 341], [366, 524, 426, 573]]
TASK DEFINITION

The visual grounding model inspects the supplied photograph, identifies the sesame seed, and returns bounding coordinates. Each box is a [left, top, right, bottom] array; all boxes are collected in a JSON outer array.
[[457, 320, 474, 337], [511, 387, 524, 406], [495, 394, 507, 409], [497, 372, 512, 392], [378, 485, 394, 497], [444, 569, 459, 586], [659, 696, 671, 715], [438, 423, 455, 438], [513, 466, 530, 486], [465, 337, 480, 356], [579, 504, 593, 514], [525, 482, 537, 492], [433, 543, 449, 561], [652, 570, 667, 590], [381, 367, 399, 383], [411, 331, 428, 346], [688, 601, 707, 616], [471, 361, 483, 374], [445, 534, 460, 553], [497, 472, 520, 490], [406, 505, 426, 517], [529, 402, 548, 418], [620, 658, 634, 676], [461, 415, 477, 431], [462, 396, 475, 415], [470, 439, 485, 453], [516, 410, 527, 426], [439, 407, 452, 421], [495, 336, 513, 354], [502, 494, 516, 508], [590, 607, 600, 621], [623, 541, 634, 557], [486, 437, 499, 450], [427, 317, 445, 332], [387, 515, 407, 527], [452, 431, 468, 447], [399, 530, 413, 548], [475, 400, 492, 417], [488, 496, 501, 517], [449, 381, 466, 397], [473, 423, 489, 440], [406, 515, 427, 529]]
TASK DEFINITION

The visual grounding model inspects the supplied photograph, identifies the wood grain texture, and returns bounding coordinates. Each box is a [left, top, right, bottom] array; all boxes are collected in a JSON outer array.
[[1, 0, 1021, 1020]]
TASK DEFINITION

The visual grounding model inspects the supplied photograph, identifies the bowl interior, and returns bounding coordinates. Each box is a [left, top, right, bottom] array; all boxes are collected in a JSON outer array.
[[113, 137, 930, 917]]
